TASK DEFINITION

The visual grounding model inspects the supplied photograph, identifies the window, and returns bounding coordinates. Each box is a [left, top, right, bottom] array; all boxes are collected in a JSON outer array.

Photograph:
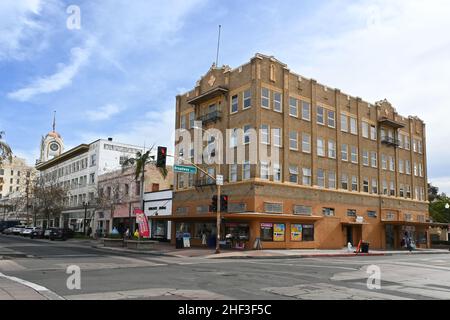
[[260, 162, 269, 180], [328, 140, 336, 159], [243, 89, 251, 109], [341, 113, 348, 132], [406, 185, 411, 198], [289, 131, 298, 150], [414, 163, 418, 176], [260, 223, 285, 241], [389, 156, 395, 172], [351, 176, 358, 191], [135, 182, 141, 196], [317, 169, 325, 188], [243, 161, 251, 180], [382, 180, 388, 195], [261, 88, 270, 109], [362, 150, 369, 166], [351, 146, 358, 164], [418, 140, 423, 154], [289, 166, 298, 183], [399, 184, 404, 198], [381, 154, 387, 170], [368, 211, 377, 218], [327, 110, 336, 128], [289, 97, 298, 117], [90, 154, 96, 166], [273, 92, 282, 112], [341, 144, 348, 161], [317, 138, 325, 157], [302, 225, 314, 241], [189, 112, 195, 128], [404, 136, 411, 150], [399, 159, 404, 173], [230, 128, 238, 148], [302, 101, 311, 121], [302, 168, 312, 186], [243, 125, 251, 144], [180, 115, 186, 129], [264, 204, 283, 214], [293, 206, 312, 216], [419, 163, 423, 177], [371, 179, 378, 194], [362, 178, 369, 193], [362, 122, 369, 138], [405, 160, 411, 175], [230, 164, 237, 182], [302, 133, 311, 153], [323, 208, 335, 216], [350, 117, 358, 135], [341, 173, 348, 190], [317, 106, 325, 125], [152, 183, 160, 192], [273, 163, 282, 182], [261, 124, 270, 144], [328, 171, 336, 189], [260, 223, 274, 241], [347, 209, 357, 217], [413, 139, 417, 153], [273, 128, 282, 147], [390, 181, 395, 196], [370, 125, 377, 140], [231, 94, 239, 113]]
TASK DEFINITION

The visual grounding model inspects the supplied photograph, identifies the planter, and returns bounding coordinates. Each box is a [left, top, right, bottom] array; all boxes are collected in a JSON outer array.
[[102, 238, 125, 248], [125, 240, 158, 250]]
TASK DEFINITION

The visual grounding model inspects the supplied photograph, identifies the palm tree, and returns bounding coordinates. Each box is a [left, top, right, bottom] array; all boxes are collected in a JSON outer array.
[[0, 131, 12, 166], [121, 146, 168, 237]]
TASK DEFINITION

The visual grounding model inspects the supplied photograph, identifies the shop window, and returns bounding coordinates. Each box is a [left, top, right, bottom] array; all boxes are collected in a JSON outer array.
[[260, 223, 285, 242], [260, 223, 274, 241], [291, 224, 315, 242], [302, 225, 314, 241]]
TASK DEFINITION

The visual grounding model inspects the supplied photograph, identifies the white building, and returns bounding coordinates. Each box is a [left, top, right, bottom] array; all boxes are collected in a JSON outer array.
[[35, 138, 143, 231], [144, 189, 172, 240]]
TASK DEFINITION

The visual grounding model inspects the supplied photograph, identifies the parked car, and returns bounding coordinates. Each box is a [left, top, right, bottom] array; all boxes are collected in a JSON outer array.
[[21, 227, 39, 237], [49, 228, 75, 241], [12, 225, 26, 235], [0, 220, 21, 233], [30, 228, 45, 239], [44, 228, 57, 239], [2, 227, 14, 235]]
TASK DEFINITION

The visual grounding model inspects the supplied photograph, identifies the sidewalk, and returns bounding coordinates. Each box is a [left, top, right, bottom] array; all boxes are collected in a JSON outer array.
[[92, 241, 450, 259], [0, 274, 63, 300]]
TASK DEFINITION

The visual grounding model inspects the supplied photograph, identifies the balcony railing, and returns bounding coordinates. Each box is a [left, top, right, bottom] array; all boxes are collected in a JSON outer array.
[[381, 136, 400, 147], [197, 111, 222, 125]]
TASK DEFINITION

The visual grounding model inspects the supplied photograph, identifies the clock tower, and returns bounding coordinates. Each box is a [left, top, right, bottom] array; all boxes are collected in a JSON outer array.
[[38, 112, 64, 164]]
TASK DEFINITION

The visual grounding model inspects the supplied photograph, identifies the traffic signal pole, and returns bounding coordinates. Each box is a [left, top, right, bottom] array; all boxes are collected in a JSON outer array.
[[167, 153, 223, 254]]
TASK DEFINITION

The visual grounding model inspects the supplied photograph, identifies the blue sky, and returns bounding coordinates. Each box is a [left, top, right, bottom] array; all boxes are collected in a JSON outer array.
[[1, 0, 450, 193]]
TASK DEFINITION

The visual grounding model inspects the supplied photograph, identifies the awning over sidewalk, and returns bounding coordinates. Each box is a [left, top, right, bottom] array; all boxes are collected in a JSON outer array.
[[151, 213, 324, 222], [381, 220, 434, 227]]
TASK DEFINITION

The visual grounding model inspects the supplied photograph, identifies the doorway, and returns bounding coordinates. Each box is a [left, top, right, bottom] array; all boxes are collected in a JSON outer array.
[[346, 226, 353, 245], [386, 224, 395, 249]]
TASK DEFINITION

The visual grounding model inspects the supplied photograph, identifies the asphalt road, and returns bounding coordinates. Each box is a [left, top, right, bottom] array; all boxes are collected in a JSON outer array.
[[1, 234, 450, 300]]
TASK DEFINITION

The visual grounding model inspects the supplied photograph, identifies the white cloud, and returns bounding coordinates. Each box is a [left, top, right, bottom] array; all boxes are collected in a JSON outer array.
[[87, 104, 123, 121], [0, 0, 60, 61], [7, 43, 92, 101]]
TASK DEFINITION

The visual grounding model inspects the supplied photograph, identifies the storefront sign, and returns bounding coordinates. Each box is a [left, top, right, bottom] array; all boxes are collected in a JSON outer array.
[[273, 224, 285, 242], [134, 208, 150, 238], [291, 224, 303, 241]]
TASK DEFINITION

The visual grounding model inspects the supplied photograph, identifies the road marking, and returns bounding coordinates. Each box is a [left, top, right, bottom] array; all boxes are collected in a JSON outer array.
[[0, 272, 64, 300]]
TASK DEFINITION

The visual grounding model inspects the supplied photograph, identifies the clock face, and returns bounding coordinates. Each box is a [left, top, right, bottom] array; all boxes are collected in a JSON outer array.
[[50, 143, 59, 152]]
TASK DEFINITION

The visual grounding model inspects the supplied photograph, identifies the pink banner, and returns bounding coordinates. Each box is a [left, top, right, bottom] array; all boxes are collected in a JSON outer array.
[[134, 208, 150, 238]]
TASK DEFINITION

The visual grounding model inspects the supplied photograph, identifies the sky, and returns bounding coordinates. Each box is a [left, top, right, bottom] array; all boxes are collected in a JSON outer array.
[[0, 0, 450, 193]]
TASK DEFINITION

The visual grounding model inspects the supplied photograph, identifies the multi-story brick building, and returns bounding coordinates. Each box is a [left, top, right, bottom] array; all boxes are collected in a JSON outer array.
[[158, 53, 430, 250]]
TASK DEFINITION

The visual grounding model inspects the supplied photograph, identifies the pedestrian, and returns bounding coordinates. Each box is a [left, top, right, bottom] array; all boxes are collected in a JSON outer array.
[[125, 228, 130, 238], [202, 232, 207, 246], [134, 229, 140, 239], [406, 236, 413, 253]]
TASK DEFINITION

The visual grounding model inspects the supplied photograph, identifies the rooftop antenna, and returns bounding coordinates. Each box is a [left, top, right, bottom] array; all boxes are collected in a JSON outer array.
[[215, 25, 221, 68]]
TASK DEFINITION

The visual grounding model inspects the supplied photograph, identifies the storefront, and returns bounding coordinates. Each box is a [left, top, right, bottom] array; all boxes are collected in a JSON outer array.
[[383, 221, 431, 249]]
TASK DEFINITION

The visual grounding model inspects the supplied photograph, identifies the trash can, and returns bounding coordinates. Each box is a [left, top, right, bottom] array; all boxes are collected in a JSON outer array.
[[361, 242, 370, 253]]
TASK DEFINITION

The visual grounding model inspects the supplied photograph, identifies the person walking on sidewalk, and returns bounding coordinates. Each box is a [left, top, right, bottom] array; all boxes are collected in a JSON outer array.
[[406, 235, 413, 253]]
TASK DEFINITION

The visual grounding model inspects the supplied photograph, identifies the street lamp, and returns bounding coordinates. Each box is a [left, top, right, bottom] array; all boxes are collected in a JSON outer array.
[[446, 203, 450, 222], [83, 201, 89, 235]]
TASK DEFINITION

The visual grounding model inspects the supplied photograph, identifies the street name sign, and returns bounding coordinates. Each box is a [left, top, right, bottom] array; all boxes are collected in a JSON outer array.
[[174, 165, 197, 174]]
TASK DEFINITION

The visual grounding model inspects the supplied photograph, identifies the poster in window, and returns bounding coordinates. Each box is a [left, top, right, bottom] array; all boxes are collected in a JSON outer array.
[[273, 224, 285, 242], [260, 223, 273, 241], [291, 224, 303, 241]]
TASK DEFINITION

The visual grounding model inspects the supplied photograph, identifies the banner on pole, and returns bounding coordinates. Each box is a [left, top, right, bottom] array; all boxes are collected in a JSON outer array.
[[134, 208, 150, 238]]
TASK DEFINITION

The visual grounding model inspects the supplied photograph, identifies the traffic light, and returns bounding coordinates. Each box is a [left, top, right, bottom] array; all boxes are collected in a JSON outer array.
[[220, 195, 228, 212], [210, 195, 218, 212], [156, 146, 167, 168]]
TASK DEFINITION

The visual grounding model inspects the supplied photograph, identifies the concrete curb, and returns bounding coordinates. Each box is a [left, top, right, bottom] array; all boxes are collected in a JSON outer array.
[[0, 272, 65, 300]]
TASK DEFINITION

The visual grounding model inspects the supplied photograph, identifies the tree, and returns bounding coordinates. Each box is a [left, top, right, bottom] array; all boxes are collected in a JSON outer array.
[[122, 146, 167, 211], [428, 183, 450, 223], [31, 177, 68, 227], [0, 131, 12, 166]]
